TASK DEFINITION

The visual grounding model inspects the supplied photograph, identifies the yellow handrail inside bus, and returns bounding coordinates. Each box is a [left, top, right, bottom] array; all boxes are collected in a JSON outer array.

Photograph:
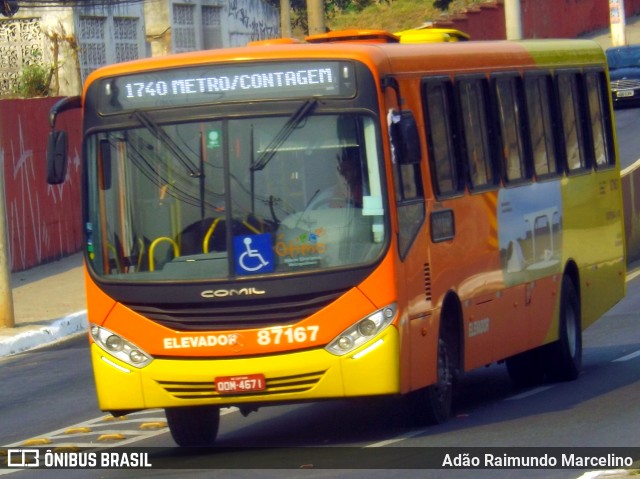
[[202, 217, 263, 254], [242, 220, 262, 235], [136, 238, 145, 271], [149, 237, 180, 271], [203, 218, 223, 254], [106, 243, 122, 273]]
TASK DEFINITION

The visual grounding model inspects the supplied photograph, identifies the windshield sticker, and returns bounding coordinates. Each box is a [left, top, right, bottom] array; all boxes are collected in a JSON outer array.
[[275, 229, 326, 268], [234, 233, 274, 275], [206, 129, 221, 149]]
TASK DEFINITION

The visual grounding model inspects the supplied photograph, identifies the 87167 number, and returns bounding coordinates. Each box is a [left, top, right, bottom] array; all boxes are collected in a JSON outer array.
[[257, 325, 319, 346]]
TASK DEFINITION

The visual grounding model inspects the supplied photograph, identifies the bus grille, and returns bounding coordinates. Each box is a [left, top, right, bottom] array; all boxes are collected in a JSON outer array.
[[156, 370, 326, 400], [123, 289, 347, 331]]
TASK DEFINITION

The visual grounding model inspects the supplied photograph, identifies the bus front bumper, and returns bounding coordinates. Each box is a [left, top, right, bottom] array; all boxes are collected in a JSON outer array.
[[91, 326, 400, 411]]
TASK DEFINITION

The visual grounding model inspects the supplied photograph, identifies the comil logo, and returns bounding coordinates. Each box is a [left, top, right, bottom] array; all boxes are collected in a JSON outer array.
[[201, 287, 266, 298], [7, 449, 40, 468]]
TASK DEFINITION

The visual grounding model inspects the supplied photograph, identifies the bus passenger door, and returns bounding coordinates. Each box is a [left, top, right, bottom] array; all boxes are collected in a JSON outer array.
[[387, 106, 439, 392]]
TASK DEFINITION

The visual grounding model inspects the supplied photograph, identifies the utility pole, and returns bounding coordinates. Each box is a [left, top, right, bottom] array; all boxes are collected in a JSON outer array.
[[307, 0, 326, 35], [504, 0, 523, 40], [609, 0, 627, 46], [280, 0, 291, 38], [0, 172, 15, 328]]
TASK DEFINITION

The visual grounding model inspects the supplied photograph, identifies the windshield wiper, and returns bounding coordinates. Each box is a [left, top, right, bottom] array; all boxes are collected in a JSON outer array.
[[131, 110, 201, 178], [251, 98, 318, 172]]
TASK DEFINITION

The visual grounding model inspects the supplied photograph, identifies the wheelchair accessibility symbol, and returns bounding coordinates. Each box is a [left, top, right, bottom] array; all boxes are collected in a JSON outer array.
[[234, 234, 274, 275]]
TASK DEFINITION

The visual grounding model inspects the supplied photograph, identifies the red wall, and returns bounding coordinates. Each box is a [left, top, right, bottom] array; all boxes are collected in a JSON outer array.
[[435, 0, 640, 41], [0, 98, 82, 272]]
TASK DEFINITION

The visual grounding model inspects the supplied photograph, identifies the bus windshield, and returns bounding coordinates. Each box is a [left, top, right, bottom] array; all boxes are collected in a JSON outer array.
[[85, 112, 387, 281]]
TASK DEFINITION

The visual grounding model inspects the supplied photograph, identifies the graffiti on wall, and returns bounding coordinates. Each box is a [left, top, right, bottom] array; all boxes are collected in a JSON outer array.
[[0, 98, 82, 272], [228, 0, 279, 45]]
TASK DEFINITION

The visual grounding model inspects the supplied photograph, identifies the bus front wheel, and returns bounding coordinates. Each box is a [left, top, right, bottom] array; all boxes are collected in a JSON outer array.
[[407, 337, 455, 426], [165, 405, 220, 447]]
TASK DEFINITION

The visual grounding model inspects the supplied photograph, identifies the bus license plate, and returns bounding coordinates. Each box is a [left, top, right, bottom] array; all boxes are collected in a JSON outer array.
[[617, 90, 634, 98], [215, 374, 266, 394]]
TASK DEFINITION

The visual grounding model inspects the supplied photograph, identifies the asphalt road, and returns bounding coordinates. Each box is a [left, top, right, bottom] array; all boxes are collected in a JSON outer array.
[[614, 107, 640, 169]]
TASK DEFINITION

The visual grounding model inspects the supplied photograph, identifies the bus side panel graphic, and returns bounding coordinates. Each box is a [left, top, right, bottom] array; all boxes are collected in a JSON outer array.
[[498, 181, 563, 286]]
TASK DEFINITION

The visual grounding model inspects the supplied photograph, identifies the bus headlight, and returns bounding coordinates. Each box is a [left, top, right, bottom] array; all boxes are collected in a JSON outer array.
[[90, 325, 153, 368], [325, 303, 397, 356]]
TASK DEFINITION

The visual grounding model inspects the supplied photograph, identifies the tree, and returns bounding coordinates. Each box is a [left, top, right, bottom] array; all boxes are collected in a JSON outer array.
[[264, 0, 374, 35], [307, 0, 325, 34], [433, 0, 454, 11]]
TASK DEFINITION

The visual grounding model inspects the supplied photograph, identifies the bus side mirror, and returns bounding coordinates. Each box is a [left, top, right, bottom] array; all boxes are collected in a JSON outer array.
[[47, 130, 68, 185], [391, 110, 421, 165]]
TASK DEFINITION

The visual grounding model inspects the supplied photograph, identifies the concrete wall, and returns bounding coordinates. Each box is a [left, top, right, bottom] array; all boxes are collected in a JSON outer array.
[[0, 7, 81, 97], [144, 0, 279, 57], [226, 0, 280, 46]]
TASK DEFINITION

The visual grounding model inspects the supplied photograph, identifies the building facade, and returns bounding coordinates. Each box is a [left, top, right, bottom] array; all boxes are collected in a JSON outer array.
[[0, 0, 280, 97]]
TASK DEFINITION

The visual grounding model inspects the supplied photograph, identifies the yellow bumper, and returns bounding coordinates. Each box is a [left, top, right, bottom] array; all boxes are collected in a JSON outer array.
[[91, 326, 400, 411]]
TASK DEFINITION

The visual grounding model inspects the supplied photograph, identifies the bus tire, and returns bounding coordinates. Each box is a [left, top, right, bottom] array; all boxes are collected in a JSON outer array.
[[407, 337, 455, 426], [165, 405, 220, 447], [505, 348, 546, 388], [544, 275, 582, 381]]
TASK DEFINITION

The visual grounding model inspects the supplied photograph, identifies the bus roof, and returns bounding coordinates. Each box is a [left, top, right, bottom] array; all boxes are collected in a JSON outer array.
[[83, 36, 606, 95]]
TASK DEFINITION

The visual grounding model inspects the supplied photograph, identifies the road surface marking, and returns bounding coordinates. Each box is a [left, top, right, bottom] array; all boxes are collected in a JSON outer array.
[[613, 349, 640, 362], [366, 429, 428, 447], [505, 385, 555, 400]]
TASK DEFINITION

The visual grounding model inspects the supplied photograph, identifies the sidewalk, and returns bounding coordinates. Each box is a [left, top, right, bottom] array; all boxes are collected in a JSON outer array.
[[0, 252, 87, 357], [579, 14, 640, 48]]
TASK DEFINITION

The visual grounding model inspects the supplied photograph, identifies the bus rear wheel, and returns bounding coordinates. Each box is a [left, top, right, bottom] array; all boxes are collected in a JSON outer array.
[[165, 405, 220, 447], [544, 275, 582, 381], [505, 348, 546, 388]]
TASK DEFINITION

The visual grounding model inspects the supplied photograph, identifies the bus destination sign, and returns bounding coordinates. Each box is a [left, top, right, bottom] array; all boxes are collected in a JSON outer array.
[[100, 61, 356, 113]]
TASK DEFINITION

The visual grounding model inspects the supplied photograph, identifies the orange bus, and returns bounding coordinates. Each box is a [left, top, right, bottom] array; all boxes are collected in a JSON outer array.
[[47, 32, 625, 446]]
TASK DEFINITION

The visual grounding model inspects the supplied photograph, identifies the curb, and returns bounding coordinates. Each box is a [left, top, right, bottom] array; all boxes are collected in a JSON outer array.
[[0, 311, 88, 358], [579, 471, 639, 478]]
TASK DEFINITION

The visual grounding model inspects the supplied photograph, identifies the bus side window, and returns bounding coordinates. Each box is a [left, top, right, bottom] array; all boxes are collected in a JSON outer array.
[[422, 76, 462, 197], [389, 109, 425, 259], [493, 74, 531, 185], [456, 76, 499, 191], [585, 69, 615, 169], [556, 70, 589, 173], [523, 72, 560, 179], [389, 109, 424, 202]]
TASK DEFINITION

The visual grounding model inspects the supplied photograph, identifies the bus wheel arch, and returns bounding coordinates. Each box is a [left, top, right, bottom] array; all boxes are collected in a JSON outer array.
[[405, 291, 462, 426], [439, 291, 464, 383]]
